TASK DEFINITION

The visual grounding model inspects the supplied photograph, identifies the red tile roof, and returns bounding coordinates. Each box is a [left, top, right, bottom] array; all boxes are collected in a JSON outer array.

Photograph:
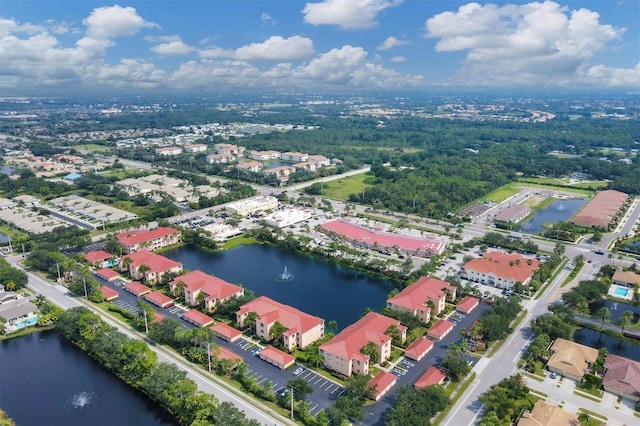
[[123, 251, 182, 274], [388, 276, 454, 311], [319, 312, 406, 363], [428, 320, 455, 339], [124, 281, 150, 296], [85, 250, 113, 263], [96, 268, 120, 280], [152, 312, 164, 323], [404, 338, 434, 361], [603, 354, 640, 398], [116, 227, 180, 246], [237, 296, 324, 334], [143, 291, 174, 308], [414, 366, 446, 389], [99, 286, 119, 301], [182, 309, 214, 327], [259, 345, 295, 367], [368, 371, 397, 399], [172, 270, 243, 302], [456, 296, 480, 314], [572, 190, 628, 228], [212, 346, 243, 362], [463, 251, 540, 283], [211, 322, 243, 341], [320, 219, 445, 254]]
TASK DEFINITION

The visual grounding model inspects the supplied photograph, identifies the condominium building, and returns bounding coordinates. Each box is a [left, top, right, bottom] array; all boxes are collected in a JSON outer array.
[[170, 270, 244, 311], [116, 227, 181, 254]]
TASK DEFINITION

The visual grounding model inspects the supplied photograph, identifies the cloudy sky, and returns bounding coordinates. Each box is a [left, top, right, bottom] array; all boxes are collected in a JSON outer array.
[[1, 0, 638, 94]]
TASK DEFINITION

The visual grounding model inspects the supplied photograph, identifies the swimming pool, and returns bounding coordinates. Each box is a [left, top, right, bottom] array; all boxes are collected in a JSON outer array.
[[614, 287, 629, 297]]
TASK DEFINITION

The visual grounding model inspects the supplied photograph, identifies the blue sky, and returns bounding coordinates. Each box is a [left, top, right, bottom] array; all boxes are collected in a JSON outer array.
[[1, 0, 638, 94]]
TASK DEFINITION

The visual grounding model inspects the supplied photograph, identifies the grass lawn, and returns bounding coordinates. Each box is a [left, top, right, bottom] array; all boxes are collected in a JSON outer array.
[[516, 179, 595, 196], [481, 182, 521, 203], [73, 143, 113, 152], [0, 224, 28, 240], [570, 181, 609, 189], [320, 173, 371, 201], [222, 235, 260, 250]]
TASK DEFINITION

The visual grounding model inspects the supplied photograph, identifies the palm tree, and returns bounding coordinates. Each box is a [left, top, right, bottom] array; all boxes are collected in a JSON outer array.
[[616, 310, 634, 338], [576, 300, 590, 327], [577, 410, 590, 426], [597, 306, 611, 337]]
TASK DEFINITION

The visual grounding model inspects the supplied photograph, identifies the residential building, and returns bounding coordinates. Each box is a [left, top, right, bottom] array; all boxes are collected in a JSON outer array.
[[368, 371, 397, 401], [214, 143, 245, 157], [143, 291, 175, 309], [225, 196, 278, 217], [321, 219, 446, 257], [206, 153, 236, 164], [461, 251, 541, 290], [387, 276, 456, 321], [414, 366, 446, 389], [184, 144, 208, 153], [236, 296, 324, 350], [0, 291, 38, 333], [404, 338, 434, 361], [308, 155, 330, 167], [249, 150, 281, 161], [603, 354, 640, 402], [182, 309, 214, 327], [122, 251, 182, 284], [263, 166, 295, 179], [235, 161, 262, 173], [517, 400, 578, 426], [612, 270, 640, 288], [170, 270, 244, 312], [456, 296, 480, 314], [292, 161, 318, 172], [547, 338, 599, 381], [99, 286, 119, 302], [116, 227, 181, 254], [155, 146, 183, 156], [85, 250, 116, 268], [319, 312, 407, 377], [211, 322, 243, 343], [571, 189, 628, 228], [95, 268, 120, 282], [427, 319, 455, 341], [280, 152, 309, 162], [258, 346, 295, 369]]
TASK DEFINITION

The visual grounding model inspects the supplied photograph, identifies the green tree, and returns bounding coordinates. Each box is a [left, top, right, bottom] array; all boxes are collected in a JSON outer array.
[[269, 320, 289, 342], [385, 385, 449, 426], [597, 306, 611, 333], [361, 341, 379, 364], [344, 374, 375, 401], [327, 320, 338, 333], [287, 377, 314, 401], [616, 310, 634, 337]]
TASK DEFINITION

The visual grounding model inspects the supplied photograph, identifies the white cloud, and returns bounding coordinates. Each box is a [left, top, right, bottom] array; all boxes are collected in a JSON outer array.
[[377, 36, 408, 51], [390, 56, 406, 62], [261, 13, 277, 25], [88, 59, 167, 89], [424, 1, 629, 86], [83, 5, 158, 40], [585, 63, 640, 87], [151, 39, 194, 56], [302, 0, 403, 30], [200, 36, 314, 61]]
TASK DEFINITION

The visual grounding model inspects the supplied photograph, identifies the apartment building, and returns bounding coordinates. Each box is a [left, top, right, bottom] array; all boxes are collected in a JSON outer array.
[[121, 251, 182, 284], [116, 227, 181, 254], [170, 270, 244, 312], [386, 276, 456, 322]]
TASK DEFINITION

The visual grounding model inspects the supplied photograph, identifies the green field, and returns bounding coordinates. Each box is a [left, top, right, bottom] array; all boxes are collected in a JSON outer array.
[[319, 173, 372, 201], [73, 144, 113, 153], [481, 183, 522, 203]]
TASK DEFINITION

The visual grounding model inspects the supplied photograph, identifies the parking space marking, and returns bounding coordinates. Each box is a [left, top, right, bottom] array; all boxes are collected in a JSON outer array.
[[301, 371, 312, 379], [312, 377, 323, 385], [258, 377, 269, 385]]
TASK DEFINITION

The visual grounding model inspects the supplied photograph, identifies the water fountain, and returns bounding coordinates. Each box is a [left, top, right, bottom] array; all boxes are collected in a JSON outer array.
[[275, 266, 294, 282], [67, 391, 96, 411]]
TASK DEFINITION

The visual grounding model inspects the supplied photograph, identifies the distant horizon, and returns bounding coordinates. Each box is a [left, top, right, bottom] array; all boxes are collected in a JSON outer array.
[[1, 0, 638, 95]]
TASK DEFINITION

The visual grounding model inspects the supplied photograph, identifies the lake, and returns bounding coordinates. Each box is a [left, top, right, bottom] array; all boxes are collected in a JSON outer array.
[[162, 244, 393, 329], [589, 299, 640, 323], [0, 331, 176, 426], [517, 198, 587, 235], [573, 328, 640, 362]]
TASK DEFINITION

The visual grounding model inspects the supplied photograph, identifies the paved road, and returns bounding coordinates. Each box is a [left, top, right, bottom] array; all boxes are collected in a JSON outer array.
[[6, 255, 291, 426]]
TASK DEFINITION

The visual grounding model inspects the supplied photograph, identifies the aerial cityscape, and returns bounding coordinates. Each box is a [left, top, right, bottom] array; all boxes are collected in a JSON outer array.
[[0, 1, 639, 426]]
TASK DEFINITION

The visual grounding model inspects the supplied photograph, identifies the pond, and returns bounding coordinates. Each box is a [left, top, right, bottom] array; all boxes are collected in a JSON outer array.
[[589, 299, 640, 323], [516, 198, 587, 235], [161, 244, 393, 329], [0, 331, 176, 426], [572, 328, 640, 362]]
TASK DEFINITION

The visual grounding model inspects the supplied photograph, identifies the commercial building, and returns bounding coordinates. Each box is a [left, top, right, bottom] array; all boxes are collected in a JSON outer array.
[[387, 276, 456, 321], [571, 189, 628, 229], [122, 251, 183, 284], [461, 251, 540, 290], [319, 312, 407, 377], [546, 338, 599, 381], [263, 208, 313, 228], [225, 196, 278, 217], [170, 270, 244, 312], [494, 204, 532, 223], [116, 227, 181, 254], [320, 219, 446, 257], [236, 296, 324, 350]]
